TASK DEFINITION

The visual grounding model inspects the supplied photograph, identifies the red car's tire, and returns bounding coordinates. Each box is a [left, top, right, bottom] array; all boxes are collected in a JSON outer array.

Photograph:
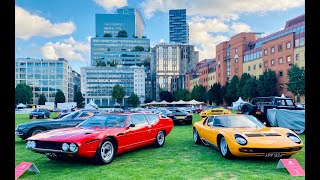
[[92, 138, 116, 165], [154, 131, 165, 148]]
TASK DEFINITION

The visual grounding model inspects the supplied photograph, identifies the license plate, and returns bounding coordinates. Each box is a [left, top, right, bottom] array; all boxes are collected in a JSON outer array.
[[33, 115, 38, 117], [265, 152, 282, 157], [176, 116, 185, 119], [179, 120, 184, 122]]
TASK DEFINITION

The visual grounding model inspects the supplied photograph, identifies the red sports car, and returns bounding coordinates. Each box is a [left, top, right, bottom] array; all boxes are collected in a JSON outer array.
[[26, 112, 174, 164]]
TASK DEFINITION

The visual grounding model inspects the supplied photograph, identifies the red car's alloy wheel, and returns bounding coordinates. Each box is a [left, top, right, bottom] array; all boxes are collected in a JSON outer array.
[[101, 141, 114, 162]]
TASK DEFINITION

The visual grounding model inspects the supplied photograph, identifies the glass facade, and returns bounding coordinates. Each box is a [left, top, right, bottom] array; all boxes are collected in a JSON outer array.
[[15, 58, 73, 104], [169, 9, 188, 44]]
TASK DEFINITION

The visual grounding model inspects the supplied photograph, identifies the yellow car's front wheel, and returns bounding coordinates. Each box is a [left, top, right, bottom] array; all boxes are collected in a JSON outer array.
[[219, 136, 234, 159]]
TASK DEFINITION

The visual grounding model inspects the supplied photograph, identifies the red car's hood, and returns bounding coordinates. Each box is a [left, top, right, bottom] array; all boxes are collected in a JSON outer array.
[[27, 127, 122, 142]]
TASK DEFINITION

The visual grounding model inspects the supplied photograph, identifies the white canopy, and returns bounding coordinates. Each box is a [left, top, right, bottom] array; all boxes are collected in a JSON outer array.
[[281, 94, 286, 98], [187, 99, 204, 105], [171, 100, 187, 105], [232, 97, 246, 110], [84, 99, 98, 109], [147, 101, 158, 105], [16, 103, 27, 108]]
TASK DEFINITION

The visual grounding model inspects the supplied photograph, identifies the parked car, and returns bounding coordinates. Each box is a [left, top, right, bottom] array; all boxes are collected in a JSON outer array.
[[25, 112, 174, 164], [200, 107, 232, 119], [16, 109, 101, 140], [29, 108, 51, 119], [57, 109, 72, 118], [193, 114, 303, 159], [163, 108, 193, 125]]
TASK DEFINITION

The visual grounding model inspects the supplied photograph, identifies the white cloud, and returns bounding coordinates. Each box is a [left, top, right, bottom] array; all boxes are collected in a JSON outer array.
[[95, 0, 128, 12], [140, 0, 304, 20], [15, 6, 76, 40], [231, 22, 252, 34], [41, 37, 90, 61]]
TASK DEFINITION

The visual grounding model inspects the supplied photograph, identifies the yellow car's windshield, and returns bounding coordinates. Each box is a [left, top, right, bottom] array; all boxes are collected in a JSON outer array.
[[214, 115, 264, 128]]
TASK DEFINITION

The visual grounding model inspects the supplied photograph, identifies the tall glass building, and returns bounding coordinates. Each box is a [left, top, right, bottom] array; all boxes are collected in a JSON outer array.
[[169, 9, 189, 44], [91, 6, 151, 66], [15, 58, 73, 104], [81, 66, 146, 106]]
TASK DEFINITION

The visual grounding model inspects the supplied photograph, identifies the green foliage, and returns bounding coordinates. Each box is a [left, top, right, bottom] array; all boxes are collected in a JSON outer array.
[[144, 97, 153, 104], [96, 61, 106, 66], [107, 61, 118, 67], [236, 73, 251, 99], [38, 94, 46, 105], [191, 85, 207, 102], [15, 83, 33, 104], [174, 89, 191, 101], [117, 30, 128, 38], [74, 91, 85, 108], [133, 46, 145, 52], [287, 64, 305, 98], [208, 83, 223, 106], [55, 89, 66, 104], [104, 33, 112, 37], [257, 69, 278, 96], [221, 82, 232, 106], [226, 75, 239, 104], [243, 77, 260, 101], [133, 35, 138, 38], [112, 85, 125, 103], [159, 90, 174, 102], [128, 93, 140, 107]]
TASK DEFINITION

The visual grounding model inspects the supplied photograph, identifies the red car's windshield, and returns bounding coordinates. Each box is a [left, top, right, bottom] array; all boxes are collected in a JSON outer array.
[[79, 115, 128, 128]]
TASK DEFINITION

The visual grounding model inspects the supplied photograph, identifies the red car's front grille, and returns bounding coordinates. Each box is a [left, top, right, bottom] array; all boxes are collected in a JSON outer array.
[[35, 141, 63, 150]]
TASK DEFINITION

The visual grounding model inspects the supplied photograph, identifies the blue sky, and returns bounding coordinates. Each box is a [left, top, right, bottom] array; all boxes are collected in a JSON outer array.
[[15, 0, 305, 73]]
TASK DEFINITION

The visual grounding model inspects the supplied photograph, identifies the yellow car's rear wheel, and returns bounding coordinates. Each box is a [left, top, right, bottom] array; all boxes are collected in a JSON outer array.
[[193, 128, 202, 144]]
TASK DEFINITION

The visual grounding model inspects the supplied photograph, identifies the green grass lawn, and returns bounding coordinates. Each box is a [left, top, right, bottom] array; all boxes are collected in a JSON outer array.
[[15, 113, 305, 180]]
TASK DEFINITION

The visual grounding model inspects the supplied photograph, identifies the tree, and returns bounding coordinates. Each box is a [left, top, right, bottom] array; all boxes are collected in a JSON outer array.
[[208, 83, 223, 106], [243, 77, 260, 101], [221, 82, 233, 106], [96, 61, 106, 66], [237, 73, 251, 100], [128, 93, 140, 107], [226, 75, 239, 104], [287, 65, 305, 101], [117, 30, 128, 38], [74, 91, 85, 108], [159, 90, 174, 102], [38, 94, 47, 105], [257, 69, 278, 97], [144, 97, 153, 104], [175, 89, 191, 101], [15, 83, 33, 104], [133, 46, 144, 52], [55, 89, 66, 105], [104, 33, 112, 37], [112, 85, 125, 103], [191, 85, 207, 102]]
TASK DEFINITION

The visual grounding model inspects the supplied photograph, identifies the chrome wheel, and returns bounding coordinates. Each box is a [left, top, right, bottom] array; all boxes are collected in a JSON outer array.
[[220, 137, 228, 156], [193, 129, 198, 142], [157, 131, 165, 146], [101, 141, 114, 162]]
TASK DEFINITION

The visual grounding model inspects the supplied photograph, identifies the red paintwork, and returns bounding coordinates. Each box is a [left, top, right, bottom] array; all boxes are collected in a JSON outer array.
[[27, 113, 174, 158]]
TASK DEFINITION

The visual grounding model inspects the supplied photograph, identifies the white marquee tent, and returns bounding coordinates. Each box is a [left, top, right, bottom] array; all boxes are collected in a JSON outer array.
[[232, 97, 247, 110]]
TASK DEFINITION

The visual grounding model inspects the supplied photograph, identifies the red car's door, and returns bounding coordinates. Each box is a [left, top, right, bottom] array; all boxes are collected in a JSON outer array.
[[124, 114, 151, 151]]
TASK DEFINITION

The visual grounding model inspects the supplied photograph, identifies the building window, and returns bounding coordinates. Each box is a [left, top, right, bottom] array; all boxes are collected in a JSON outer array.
[[279, 71, 283, 77], [286, 42, 291, 49], [264, 49, 268, 55], [278, 44, 282, 52], [296, 54, 300, 60], [259, 63, 262, 68], [279, 84, 284, 89], [248, 66, 251, 71], [264, 61, 268, 67], [271, 59, 275, 66], [235, 48, 238, 53], [287, 56, 292, 62], [271, 46, 275, 54], [235, 68, 238, 73], [235, 58, 238, 63], [279, 57, 283, 64], [253, 64, 256, 70]]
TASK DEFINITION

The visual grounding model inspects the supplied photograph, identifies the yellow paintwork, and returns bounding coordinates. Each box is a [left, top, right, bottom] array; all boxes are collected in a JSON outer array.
[[193, 114, 303, 157], [200, 108, 232, 118]]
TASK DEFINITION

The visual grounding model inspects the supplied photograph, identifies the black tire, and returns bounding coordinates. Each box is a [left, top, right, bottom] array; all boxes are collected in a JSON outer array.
[[241, 103, 254, 115], [187, 120, 192, 125], [92, 138, 116, 165], [154, 131, 165, 148], [29, 115, 32, 119], [28, 127, 46, 138], [193, 128, 202, 144], [47, 114, 50, 118], [219, 136, 234, 159]]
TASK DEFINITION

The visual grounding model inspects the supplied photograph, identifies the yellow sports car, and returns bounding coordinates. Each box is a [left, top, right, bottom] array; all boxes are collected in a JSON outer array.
[[200, 108, 232, 118], [193, 114, 303, 159]]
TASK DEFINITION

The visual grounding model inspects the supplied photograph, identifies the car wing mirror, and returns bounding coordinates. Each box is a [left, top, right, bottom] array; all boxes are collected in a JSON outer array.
[[128, 124, 135, 128]]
